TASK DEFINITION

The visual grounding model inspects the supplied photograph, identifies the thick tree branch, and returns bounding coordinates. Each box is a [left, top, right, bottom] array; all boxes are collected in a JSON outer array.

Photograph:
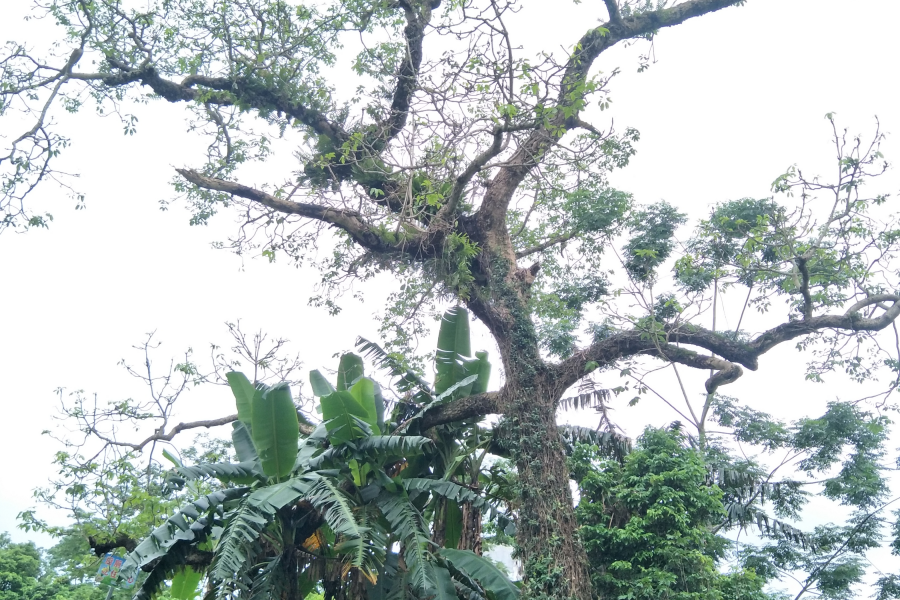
[[419, 391, 502, 429], [555, 294, 900, 394], [556, 330, 744, 395], [796, 256, 813, 319], [603, 0, 621, 24], [373, 0, 434, 147], [72, 63, 348, 144], [751, 294, 900, 355], [176, 169, 430, 256], [475, 0, 743, 237]]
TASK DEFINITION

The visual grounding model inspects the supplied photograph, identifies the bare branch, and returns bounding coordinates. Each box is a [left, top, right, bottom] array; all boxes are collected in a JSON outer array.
[[515, 231, 577, 259], [176, 168, 427, 255]]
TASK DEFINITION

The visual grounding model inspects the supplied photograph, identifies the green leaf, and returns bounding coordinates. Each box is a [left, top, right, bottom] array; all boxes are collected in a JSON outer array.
[[309, 369, 336, 396], [350, 377, 381, 433], [435, 306, 472, 395], [226, 371, 257, 429], [337, 353, 365, 391], [373, 381, 386, 432], [471, 351, 491, 395], [170, 566, 203, 600], [231, 421, 259, 464], [444, 500, 463, 549], [251, 383, 300, 480], [321, 390, 371, 444], [431, 565, 459, 600], [174, 461, 262, 485], [162, 448, 183, 468], [440, 548, 520, 600]]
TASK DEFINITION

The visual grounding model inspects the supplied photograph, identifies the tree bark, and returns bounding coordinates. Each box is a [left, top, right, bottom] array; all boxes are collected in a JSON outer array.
[[467, 255, 593, 600], [503, 373, 592, 600]]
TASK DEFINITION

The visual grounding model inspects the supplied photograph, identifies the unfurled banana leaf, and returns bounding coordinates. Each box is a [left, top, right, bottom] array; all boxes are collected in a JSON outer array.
[[321, 390, 372, 444], [373, 380, 386, 431], [350, 377, 382, 433], [337, 352, 365, 391], [435, 306, 473, 395], [226, 371, 258, 429], [250, 383, 299, 480], [170, 566, 203, 600], [310, 369, 336, 396], [471, 351, 491, 395], [439, 548, 520, 600]]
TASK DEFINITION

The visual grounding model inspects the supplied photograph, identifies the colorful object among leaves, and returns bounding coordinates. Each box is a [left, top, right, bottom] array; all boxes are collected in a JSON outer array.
[[95, 552, 136, 589]]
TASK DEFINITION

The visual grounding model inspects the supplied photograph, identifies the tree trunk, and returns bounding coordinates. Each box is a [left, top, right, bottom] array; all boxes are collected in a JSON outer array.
[[464, 245, 594, 600], [459, 501, 482, 555], [504, 373, 593, 600]]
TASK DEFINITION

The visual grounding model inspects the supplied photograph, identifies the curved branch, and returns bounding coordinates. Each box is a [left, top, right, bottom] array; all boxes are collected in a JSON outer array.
[[751, 294, 900, 355], [94, 411, 314, 453], [475, 0, 744, 235], [176, 169, 428, 255], [373, 0, 435, 147], [554, 294, 900, 394], [72, 64, 348, 144], [515, 231, 577, 259]]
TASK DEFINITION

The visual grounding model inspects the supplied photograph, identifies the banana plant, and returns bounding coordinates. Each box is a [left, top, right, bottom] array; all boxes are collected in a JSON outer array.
[[358, 306, 501, 555], [120, 348, 518, 600]]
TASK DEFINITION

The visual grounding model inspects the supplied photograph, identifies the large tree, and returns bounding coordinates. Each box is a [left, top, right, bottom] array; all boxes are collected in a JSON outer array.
[[3, 1, 899, 599]]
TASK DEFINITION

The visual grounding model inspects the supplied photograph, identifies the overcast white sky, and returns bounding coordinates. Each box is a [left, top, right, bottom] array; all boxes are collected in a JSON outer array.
[[2, 0, 900, 594]]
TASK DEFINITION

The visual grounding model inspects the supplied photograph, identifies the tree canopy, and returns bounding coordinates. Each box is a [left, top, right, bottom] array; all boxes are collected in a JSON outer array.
[[3, 0, 900, 599]]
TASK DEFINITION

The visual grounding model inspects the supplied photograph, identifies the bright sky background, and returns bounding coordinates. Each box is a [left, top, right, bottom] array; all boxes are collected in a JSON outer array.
[[2, 0, 900, 595]]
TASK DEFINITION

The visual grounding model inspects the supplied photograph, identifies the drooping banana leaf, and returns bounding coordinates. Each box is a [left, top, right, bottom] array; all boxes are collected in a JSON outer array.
[[431, 564, 461, 600], [403, 479, 502, 519], [226, 371, 258, 429], [353, 435, 432, 456], [375, 491, 434, 594], [231, 421, 260, 464], [123, 487, 249, 574], [337, 352, 365, 391], [251, 383, 300, 480], [305, 477, 362, 541], [439, 548, 520, 600], [173, 461, 263, 485], [356, 336, 433, 397], [211, 477, 317, 584]]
